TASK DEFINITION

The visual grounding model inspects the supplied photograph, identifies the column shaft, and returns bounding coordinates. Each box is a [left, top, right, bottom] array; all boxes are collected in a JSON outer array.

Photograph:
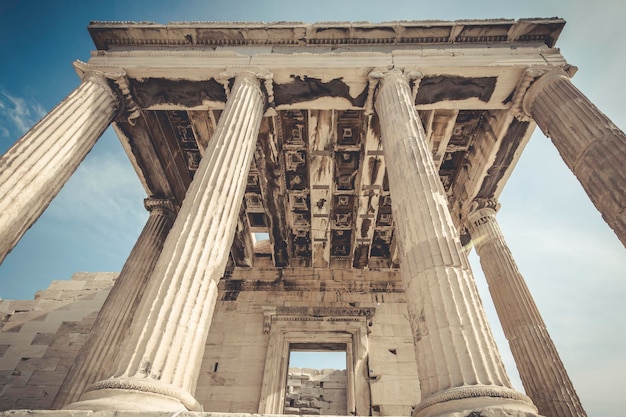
[[70, 72, 265, 411], [0, 75, 118, 264], [467, 203, 587, 417], [52, 199, 176, 408], [524, 71, 626, 247], [374, 69, 536, 416]]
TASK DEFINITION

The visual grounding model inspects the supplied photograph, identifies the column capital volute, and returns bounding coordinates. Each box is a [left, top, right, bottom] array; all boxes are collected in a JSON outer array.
[[143, 197, 177, 219], [217, 67, 273, 111], [522, 65, 578, 117], [367, 67, 423, 113], [369, 67, 423, 86], [466, 198, 500, 225], [73, 60, 141, 125]]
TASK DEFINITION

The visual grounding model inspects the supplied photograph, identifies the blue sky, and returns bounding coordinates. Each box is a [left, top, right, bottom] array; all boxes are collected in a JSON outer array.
[[0, 0, 624, 416]]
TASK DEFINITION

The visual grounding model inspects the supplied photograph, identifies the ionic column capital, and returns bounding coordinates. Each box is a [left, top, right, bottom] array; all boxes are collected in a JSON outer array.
[[466, 198, 501, 227], [143, 197, 177, 219], [522, 65, 578, 117], [73, 60, 141, 124], [369, 67, 424, 109], [217, 67, 273, 108]]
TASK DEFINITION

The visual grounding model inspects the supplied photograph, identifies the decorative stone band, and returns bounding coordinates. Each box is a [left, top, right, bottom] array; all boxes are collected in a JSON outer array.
[[277, 306, 376, 318], [84, 377, 202, 411], [413, 385, 534, 414], [263, 306, 376, 334]]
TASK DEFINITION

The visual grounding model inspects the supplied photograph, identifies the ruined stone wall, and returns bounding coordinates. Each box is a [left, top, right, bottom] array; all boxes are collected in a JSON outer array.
[[285, 368, 347, 415], [0, 272, 116, 410], [196, 267, 420, 416]]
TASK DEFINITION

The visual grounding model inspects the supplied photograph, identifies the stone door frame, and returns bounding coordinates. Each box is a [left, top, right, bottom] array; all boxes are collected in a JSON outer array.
[[258, 306, 374, 415]]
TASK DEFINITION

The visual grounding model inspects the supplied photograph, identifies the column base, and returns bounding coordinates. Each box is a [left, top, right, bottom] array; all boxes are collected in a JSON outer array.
[[414, 387, 540, 417], [63, 378, 202, 412]]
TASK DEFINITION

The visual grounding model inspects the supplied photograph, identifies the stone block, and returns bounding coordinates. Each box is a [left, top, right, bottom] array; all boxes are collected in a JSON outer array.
[[294, 399, 310, 408], [28, 369, 70, 386], [15, 357, 61, 372], [47, 281, 85, 291], [287, 378, 302, 387], [309, 398, 325, 408], [2, 385, 47, 399], [20, 320, 62, 334], [30, 332, 57, 345], [321, 381, 345, 389], [286, 392, 300, 401], [300, 407, 321, 414]]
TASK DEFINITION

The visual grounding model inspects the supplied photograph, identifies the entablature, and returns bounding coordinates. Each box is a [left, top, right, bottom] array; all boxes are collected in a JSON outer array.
[[88, 18, 565, 50]]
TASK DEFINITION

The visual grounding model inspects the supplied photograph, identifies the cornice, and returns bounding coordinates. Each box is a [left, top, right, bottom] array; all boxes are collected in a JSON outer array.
[[88, 18, 566, 51]]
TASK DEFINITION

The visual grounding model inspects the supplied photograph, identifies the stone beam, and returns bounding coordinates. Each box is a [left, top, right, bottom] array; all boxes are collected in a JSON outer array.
[[111, 115, 177, 202], [141, 111, 193, 203], [187, 110, 217, 154], [87, 50, 567, 111], [230, 203, 254, 268], [308, 110, 334, 268], [255, 116, 291, 267], [449, 110, 534, 233], [354, 114, 386, 268], [426, 108, 459, 170]]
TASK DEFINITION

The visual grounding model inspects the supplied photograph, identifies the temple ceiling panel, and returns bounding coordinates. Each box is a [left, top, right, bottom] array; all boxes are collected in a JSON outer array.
[[126, 105, 528, 270]]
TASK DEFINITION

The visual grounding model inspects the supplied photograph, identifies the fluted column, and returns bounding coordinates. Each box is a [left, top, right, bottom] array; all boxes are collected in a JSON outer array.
[[524, 70, 626, 247], [68, 71, 266, 411], [0, 72, 120, 265], [53, 198, 176, 408], [373, 69, 537, 417], [466, 200, 586, 417]]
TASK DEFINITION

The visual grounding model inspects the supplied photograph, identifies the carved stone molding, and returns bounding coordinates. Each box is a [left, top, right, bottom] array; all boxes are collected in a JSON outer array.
[[414, 385, 534, 415], [510, 67, 546, 119], [263, 306, 376, 334], [82, 377, 201, 411], [468, 198, 500, 216]]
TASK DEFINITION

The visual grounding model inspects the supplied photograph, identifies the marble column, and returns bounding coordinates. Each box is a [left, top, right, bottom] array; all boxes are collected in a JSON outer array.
[[0, 73, 120, 265], [523, 69, 626, 247], [67, 71, 266, 411], [52, 198, 177, 408], [466, 199, 586, 417], [373, 69, 537, 417]]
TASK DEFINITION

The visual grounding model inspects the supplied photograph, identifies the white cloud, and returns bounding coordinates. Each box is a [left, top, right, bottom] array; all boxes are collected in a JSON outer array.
[[45, 129, 148, 245], [0, 89, 47, 138]]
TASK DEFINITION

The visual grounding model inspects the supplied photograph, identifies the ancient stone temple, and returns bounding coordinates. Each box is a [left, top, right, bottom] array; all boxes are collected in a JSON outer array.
[[1, 18, 624, 417]]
